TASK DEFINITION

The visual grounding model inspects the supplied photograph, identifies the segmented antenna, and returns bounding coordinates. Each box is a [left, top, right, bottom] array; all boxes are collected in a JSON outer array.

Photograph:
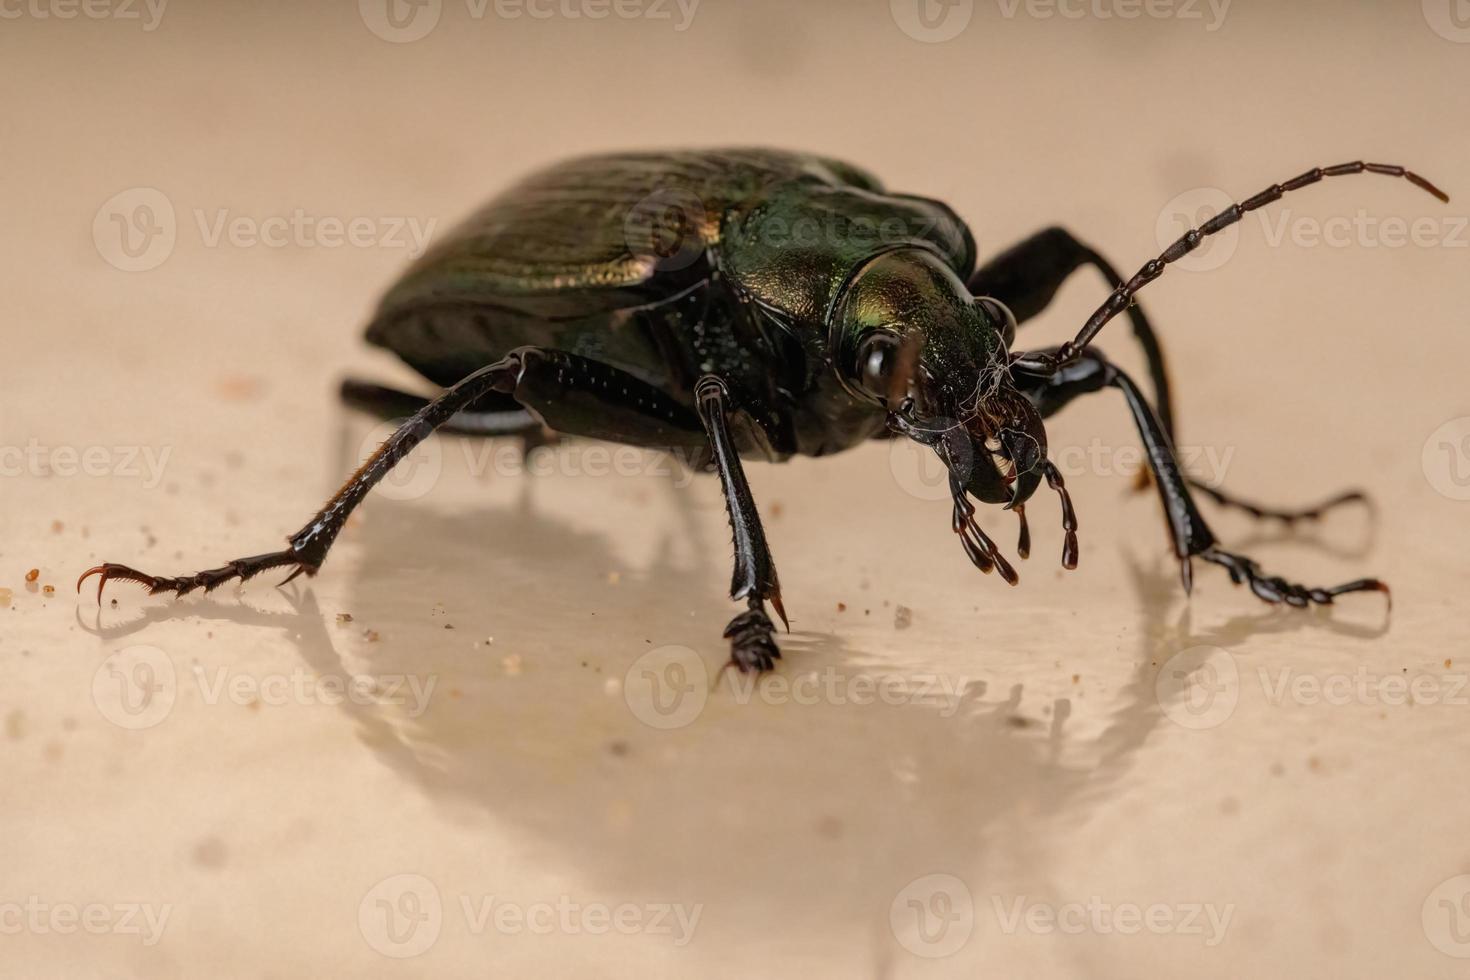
[[1014, 161, 1450, 374]]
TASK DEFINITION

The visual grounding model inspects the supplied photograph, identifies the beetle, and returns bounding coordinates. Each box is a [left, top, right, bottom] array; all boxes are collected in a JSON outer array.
[[80, 149, 1447, 672]]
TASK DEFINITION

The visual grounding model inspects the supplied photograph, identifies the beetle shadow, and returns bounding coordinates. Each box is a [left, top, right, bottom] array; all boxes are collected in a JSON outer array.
[[75, 462, 1392, 973]]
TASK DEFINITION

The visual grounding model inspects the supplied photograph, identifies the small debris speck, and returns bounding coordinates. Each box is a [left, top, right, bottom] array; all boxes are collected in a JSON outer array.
[[363, 629, 380, 642], [894, 605, 913, 629], [836, 602, 846, 612], [25, 569, 39, 583], [336, 613, 354, 624], [501, 654, 523, 676], [50, 520, 64, 534], [607, 571, 621, 586], [607, 739, 630, 757], [42, 585, 55, 595]]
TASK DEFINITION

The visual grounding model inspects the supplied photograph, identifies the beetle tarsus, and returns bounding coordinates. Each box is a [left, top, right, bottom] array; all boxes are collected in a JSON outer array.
[[1198, 547, 1390, 611], [724, 599, 782, 673], [77, 551, 318, 603]]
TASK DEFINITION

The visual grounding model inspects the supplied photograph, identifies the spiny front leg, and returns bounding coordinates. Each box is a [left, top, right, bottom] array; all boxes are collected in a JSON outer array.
[[78, 551, 317, 602], [78, 352, 529, 604], [1016, 348, 1391, 612], [695, 375, 788, 674]]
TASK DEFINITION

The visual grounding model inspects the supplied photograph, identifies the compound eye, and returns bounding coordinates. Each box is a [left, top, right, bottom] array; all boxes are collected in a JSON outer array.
[[977, 297, 1018, 347], [856, 330, 902, 404]]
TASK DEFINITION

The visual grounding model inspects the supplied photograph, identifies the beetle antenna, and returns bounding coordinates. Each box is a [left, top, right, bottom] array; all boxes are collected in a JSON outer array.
[[1042, 461, 1078, 569], [1012, 161, 1449, 375]]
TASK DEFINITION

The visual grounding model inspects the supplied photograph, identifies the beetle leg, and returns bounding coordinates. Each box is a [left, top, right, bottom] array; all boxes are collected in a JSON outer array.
[[80, 353, 530, 603], [1013, 349, 1390, 611], [340, 378, 541, 437], [694, 375, 786, 674], [970, 226, 1176, 439]]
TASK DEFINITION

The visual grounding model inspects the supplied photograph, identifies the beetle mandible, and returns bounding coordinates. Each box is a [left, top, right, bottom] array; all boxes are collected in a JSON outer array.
[[79, 149, 1448, 672]]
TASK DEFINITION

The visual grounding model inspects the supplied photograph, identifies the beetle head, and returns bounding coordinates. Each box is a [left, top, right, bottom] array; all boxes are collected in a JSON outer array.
[[832, 247, 1046, 509]]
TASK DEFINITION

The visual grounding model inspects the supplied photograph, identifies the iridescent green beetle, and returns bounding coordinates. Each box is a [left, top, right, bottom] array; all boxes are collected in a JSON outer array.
[[82, 149, 1447, 671]]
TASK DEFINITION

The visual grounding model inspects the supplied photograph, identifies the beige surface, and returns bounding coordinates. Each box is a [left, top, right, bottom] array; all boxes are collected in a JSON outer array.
[[3, 2, 1470, 976]]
